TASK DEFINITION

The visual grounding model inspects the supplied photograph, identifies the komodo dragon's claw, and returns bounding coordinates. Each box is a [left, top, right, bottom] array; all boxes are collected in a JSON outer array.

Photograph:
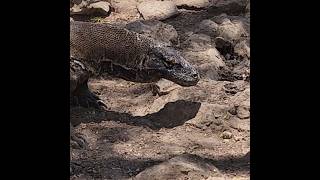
[[97, 100, 108, 109], [70, 125, 88, 149], [150, 83, 170, 96], [71, 85, 107, 110], [71, 133, 87, 149]]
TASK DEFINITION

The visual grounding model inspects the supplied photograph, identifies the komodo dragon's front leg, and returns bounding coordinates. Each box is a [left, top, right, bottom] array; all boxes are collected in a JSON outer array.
[[70, 59, 106, 149], [70, 59, 107, 109], [70, 123, 87, 149]]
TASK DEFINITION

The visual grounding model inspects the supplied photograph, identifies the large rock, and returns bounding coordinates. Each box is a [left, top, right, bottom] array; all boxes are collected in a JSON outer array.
[[112, 0, 138, 13], [229, 116, 250, 131], [216, 19, 247, 42], [212, 14, 250, 34], [186, 103, 231, 131], [208, 0, 248, 15], [70, 0, 88, 13], [70, 0, 111, 16], [173, 0, 210, 9], [196, 15, 249, 50], [133, 154, 222, 180], [182, 33, 212, 50], [126, 20, 180, 46], [88, 1, 110, 12], [137, 1, 179, 20], [236, 102, 250, 119], [196, 19, 219, 37], [229, 88, 250, 119], [100, 0, 140, 23], [181, 33, 226, 80], [184, 47, 225, 79], [195, 15, 249, 63], [234, 40, 250, 59]]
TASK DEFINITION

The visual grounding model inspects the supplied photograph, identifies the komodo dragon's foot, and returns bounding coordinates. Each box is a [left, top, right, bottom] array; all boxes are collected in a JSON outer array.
[[71, 133, 87, 149], [71, 85, 107, 110], [150, 83, 170, 96], [70, 125, 88, 149]]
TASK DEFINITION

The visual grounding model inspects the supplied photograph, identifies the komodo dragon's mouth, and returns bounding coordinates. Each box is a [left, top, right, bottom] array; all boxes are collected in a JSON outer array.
[[101, 61, 162, 83], [163, 69, 200, 87]]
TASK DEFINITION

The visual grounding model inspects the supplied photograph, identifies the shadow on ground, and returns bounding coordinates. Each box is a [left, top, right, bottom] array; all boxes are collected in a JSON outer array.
[[71, 156, 163, 179], [208, 151, 250, 174], [71, 100, 201, 130]]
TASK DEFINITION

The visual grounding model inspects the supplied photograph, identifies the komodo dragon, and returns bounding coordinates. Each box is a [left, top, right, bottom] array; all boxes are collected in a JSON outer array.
[[70, 21, 200, 148]]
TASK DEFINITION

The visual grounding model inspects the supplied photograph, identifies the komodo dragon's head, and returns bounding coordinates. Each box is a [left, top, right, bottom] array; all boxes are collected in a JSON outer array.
[[102, 42, 200, 87], [145, 44, 200, 87]]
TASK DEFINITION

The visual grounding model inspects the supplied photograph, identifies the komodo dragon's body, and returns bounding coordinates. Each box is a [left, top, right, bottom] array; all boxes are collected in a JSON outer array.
[[70, 21, 200, 148]]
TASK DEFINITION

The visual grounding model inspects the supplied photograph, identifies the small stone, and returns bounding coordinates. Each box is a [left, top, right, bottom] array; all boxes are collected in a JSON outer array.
[[225, 53, 231, 60], [220, 131, 233, 139], [224, 83, 238, 94], [236, 105, 250, 119], [223, 139, 230, 143], [228, 106, 237, 115]]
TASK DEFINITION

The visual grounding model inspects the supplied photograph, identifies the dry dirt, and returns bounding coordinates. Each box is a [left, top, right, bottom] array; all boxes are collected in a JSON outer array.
[[71, 0, 250, 179]]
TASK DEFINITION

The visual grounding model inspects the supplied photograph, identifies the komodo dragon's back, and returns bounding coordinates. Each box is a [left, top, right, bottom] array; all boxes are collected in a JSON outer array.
[[71, 21, 152, 67]]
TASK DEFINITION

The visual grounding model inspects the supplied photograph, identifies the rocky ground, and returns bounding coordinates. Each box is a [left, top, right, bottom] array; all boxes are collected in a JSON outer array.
[[70, 0, 250, 179]]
